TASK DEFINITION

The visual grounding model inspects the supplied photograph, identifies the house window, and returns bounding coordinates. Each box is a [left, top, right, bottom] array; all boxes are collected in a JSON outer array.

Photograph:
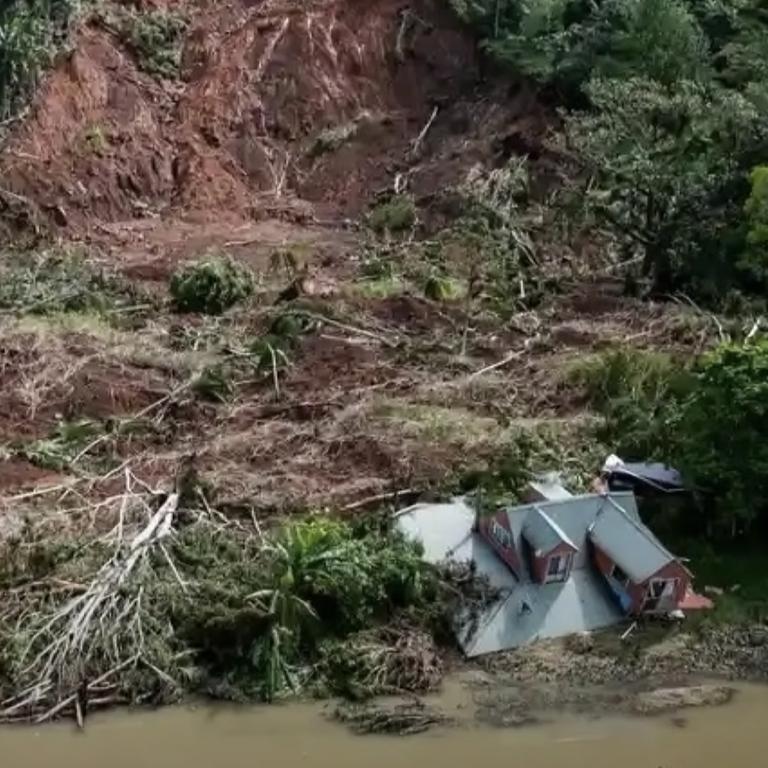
[[545, 553, 572, 582], [611, 564, 630, 587], [643, 578, 679, 612], [490, 519, 513, 549]]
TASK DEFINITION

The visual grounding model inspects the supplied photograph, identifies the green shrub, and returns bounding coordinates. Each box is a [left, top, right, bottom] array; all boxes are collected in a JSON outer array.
[[674, 340, 768, 535], [368, 195, 417, 235], [115, 8, 188, 79], [170, 256, 254, 314], [191, 364, 235, 403], [568, 347, 691, 457], [424, 275, 462, 301]]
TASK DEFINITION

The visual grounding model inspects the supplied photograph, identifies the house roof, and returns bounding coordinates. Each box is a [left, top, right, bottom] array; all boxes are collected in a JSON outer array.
[[587, 497, 678, 582], [503, 492, 640, 571], [394, 491, 684, 655], [395, 497, 626, 656], [522, 506, 578, 554]]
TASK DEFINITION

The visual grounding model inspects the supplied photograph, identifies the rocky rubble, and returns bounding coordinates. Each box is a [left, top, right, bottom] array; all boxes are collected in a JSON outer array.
[[478, 624, 768, 686]]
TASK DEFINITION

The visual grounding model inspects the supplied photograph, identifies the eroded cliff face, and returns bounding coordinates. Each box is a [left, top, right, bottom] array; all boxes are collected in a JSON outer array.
[[2, 0, 540, 232]]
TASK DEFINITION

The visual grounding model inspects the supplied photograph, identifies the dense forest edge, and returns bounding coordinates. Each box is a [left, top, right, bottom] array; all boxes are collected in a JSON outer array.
[[1, 0, 768, 728]]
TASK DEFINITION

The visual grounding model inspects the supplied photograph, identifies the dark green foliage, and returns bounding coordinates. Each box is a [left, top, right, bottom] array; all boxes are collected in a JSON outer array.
[[567, 76, 768, 297], [673, 341, 768, 535], [0, 249, 146, 315], [741, 165, 768, 281], [0, 517, 437, 706], [451, 0, 768, 304], [170, 518, 438, 702], [0, 0, 75, 121], [451, 0, 710, 95], [170, 256, 254, 314], [572, 341, 768, 540]]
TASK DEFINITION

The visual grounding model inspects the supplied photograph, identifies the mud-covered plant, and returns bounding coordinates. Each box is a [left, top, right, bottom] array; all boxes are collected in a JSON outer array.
[[308, 122, 358, 158], [170, 256, 254, 315], [17, 419, 102, 471], [191, 364, 235, 403], [0, 248, 144, 315]]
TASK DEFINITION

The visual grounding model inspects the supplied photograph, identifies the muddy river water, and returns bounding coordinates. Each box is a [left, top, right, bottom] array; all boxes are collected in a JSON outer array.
[[2, 682, 766, 768]]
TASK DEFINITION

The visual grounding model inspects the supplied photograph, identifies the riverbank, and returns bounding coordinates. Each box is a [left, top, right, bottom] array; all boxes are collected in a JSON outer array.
[[1, 493, 767, 728], [479, 623, 768, 686]]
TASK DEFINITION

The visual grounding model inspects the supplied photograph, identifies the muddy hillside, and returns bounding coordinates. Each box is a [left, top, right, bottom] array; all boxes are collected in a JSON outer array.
[[1, 0, 549, 233]]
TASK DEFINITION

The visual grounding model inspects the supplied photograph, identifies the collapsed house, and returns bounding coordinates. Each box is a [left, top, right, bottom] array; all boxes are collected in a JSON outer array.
[[396, 475, 710, 657]]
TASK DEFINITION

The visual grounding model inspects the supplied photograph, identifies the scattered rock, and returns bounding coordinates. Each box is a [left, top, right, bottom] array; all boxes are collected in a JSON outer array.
[[632, 685, 734, 716]]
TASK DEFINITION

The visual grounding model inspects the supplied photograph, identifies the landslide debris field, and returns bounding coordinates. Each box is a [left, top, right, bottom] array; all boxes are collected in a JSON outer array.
[[0, 0, 727, 525], [4, 0, 768, 725]]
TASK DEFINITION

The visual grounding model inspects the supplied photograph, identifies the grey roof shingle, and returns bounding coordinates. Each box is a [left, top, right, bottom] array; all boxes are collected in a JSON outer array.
[[522, 506, 578, 554], [587, 497, 677, 582], [503, 492, 640, 571]]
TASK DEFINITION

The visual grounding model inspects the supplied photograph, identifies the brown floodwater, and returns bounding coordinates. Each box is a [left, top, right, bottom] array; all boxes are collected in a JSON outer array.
[[2, 681, 767, 768]]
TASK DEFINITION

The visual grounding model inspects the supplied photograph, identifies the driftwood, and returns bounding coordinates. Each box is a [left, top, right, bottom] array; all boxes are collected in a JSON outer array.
[[334, 699, 448, 735]]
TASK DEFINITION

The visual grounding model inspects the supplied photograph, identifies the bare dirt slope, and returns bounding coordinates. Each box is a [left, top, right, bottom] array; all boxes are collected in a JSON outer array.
[[1, 0, 548, 233]]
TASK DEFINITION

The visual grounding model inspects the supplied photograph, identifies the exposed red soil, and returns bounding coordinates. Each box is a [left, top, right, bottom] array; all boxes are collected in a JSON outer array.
[[282, 334, 401, 396], [0, 0, 552, 243], [0, 334, 171, 442]]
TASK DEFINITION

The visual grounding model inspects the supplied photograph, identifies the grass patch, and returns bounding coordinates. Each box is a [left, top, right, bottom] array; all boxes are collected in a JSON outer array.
[[682, 546, 768, 625], [373, 400, 504, 448], [424, 275, 464, 301], [82, 123, 108, 153], [349, 275, 405, 299]]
